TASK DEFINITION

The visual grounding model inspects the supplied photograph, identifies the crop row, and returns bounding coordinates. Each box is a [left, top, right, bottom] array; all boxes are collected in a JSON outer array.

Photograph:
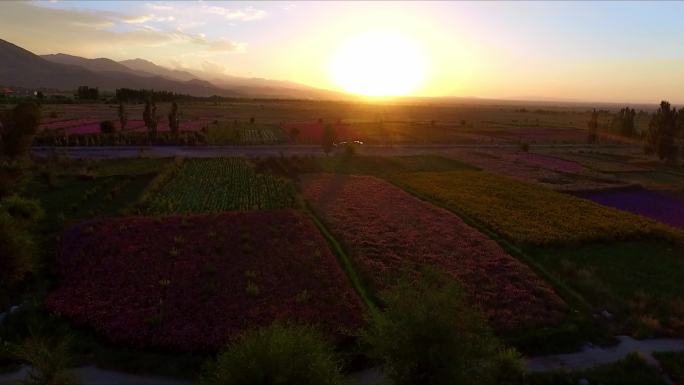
[[393, 170, 677, 246], [144, 158, 296, 214], [45, 210, 365, 351], [300, 173, 567, 331]]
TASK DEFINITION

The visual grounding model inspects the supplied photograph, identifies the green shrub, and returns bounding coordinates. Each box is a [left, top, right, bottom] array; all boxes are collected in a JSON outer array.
[[0, 160, 27, 198], [2, 333, 77, 385], [200, 323, 345, 385], [0, 196, 43, 290], [362, 273, 523, 385]]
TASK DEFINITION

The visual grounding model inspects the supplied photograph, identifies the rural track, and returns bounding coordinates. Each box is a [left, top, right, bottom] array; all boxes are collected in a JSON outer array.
[[33, 143, 635, 159]]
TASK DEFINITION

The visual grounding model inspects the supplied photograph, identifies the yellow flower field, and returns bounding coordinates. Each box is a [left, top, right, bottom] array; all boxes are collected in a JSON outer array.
[[393, 170, 677, 246]]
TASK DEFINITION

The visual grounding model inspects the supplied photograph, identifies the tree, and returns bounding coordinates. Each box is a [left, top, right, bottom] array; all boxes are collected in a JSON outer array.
[[289, 126, 300, 142], [321, 124, 336, 155], [200, 323, 345, 385], [168, 102, 180, 136], [77, 86, 98, 100], [143, 100, 158, 141], [587, 109, 599, 143], [99, 120, 116, 134], [117, 103, 127, 131], [0, 101, 41, 159], [612, 107, 637, 137], [363, 272, 523, 385], [645, 101, 680, 162]]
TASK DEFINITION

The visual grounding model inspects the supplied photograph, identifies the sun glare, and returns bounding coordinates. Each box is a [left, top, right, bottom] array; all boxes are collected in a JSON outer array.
[[329, 30, 427, 97]]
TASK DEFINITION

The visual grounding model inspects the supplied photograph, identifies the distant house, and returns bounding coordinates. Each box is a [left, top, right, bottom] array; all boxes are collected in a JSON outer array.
[[1, 88, 15, 96]]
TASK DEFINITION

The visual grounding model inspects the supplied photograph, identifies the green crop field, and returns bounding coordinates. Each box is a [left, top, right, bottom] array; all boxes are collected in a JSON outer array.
[[143, 158, 297, 214]]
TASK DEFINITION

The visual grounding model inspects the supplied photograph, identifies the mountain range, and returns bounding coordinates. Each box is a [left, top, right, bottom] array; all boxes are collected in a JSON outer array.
[[0, 39, 345, 99]]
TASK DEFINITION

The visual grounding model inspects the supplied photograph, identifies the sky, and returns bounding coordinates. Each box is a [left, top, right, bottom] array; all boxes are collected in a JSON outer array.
[[1, 1, 683, 103]]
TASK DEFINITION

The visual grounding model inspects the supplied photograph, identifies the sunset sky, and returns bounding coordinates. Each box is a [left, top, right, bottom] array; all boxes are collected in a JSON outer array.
[[1, 1, 683, 103]]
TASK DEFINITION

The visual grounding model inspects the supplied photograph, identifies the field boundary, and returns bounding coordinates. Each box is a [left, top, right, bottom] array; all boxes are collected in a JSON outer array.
[[303, 203, 380, 320], [388, 176, 607, 353]]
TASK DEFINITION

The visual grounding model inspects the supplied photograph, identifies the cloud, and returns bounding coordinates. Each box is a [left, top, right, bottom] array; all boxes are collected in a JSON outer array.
[[121, 14, 152, 24], [0, 2, 245, 57], [205, 5, 266, 21]]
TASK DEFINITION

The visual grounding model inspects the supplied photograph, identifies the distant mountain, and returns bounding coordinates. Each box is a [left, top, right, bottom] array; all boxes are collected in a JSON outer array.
[[0, 39, 239, 97], [119, 58, 198, 82], [1, 38, 347, 100], [41, 53, 152, 77]]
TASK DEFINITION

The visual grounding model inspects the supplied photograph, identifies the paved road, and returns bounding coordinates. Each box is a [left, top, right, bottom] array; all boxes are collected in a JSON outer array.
[[33, 143, 633, 159], [526, 335, 684, 372]]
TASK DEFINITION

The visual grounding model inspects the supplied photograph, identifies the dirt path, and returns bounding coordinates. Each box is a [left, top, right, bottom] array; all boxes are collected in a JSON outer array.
[[526, 335, 684, 372]]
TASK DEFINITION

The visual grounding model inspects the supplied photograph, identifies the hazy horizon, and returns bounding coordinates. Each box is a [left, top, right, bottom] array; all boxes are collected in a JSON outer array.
[[1, 1, 684, 104]]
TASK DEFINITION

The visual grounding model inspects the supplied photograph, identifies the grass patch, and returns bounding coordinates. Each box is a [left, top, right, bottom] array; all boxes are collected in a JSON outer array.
[[653, 351, 684, 385], [527, 240, 684, 337]]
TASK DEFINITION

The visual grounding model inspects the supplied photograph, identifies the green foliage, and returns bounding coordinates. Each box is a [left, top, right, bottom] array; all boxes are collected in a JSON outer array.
[[143, 158, 296, 214], [0, 102, 41, 159], [0, 159, 28, 197], [0, 195, 43, 290], [362, 273, 523, 385], [2, 333, 77, 385], [587, 109, 599, 143], [611, 107, 637, 137], [646, 101, 681, 162], [321, 124, 336, 155], [168, 102, 180, 135], [117, 103, 127, 131], [200, 323, 345, 385], [129, 157, 183, 214], [653, 351, 684, 385], [143, 100, 158, 140], [99, 120, 116, 134]]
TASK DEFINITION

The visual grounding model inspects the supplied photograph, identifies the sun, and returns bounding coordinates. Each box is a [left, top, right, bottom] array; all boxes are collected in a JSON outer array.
[[329, 30, 427, 97]]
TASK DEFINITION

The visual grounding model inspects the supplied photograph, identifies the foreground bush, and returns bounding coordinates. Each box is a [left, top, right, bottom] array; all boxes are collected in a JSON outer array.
[[0, 195, 43, 292], [200, 323, 345, 385], [363, 273, 524, 385], [2, 333, 77, 385]]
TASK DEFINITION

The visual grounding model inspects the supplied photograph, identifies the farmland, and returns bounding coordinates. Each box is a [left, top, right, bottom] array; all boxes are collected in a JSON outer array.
[[5, 102, 684, 384], [45, 210, 365, 351], [141, 158, 296, 214], [392, 170, 675, 246], [300, 173, 568, 331]]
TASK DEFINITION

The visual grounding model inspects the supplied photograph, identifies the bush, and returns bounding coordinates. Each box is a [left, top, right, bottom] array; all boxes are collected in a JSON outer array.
[[362, 272, 523, 385], [2, 333, 77, 385], [0, 160, 27, 198], [99, 120, 116, 134], [0, 196, 43, 290], [200, 323, 345, 385], [0, 102, 41, 159]]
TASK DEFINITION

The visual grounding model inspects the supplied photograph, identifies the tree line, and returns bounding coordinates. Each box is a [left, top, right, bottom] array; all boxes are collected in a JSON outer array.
[[588, 100, 684, 163]]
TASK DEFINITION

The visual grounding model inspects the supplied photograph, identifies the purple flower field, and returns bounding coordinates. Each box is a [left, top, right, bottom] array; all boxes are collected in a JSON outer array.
[[579, 188, 684, 230]]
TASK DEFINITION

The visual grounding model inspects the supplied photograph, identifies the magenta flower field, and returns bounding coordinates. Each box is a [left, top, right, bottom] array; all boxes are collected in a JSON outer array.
[[45, 210, 366, 351]]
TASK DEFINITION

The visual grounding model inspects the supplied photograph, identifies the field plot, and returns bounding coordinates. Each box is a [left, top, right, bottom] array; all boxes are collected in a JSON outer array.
[[143, 158, 296, 214], [578, 188, 684, 230], [443, 148, 628, 192], [393, 171, 675, 246], [301, 173, 567, 330], [45, 210, 365, 351]]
